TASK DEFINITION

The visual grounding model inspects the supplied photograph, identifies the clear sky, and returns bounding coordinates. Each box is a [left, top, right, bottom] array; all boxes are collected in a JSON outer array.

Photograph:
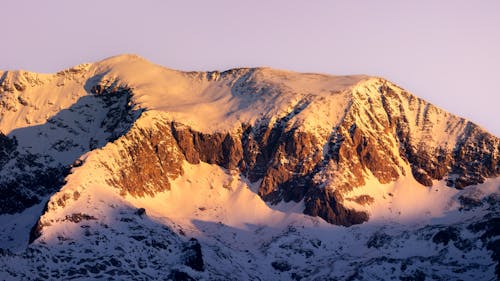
[[1, 0, 499, 136]]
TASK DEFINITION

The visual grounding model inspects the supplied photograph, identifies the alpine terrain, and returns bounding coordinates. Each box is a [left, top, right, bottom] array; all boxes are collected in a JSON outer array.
[[0, 54, 498, 280]]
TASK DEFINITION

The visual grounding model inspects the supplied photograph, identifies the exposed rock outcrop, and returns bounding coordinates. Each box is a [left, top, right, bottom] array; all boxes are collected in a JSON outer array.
[[99, 86, 499, 226], [0, 132, 17, 169], [1, 58, 498, 227], [97, 76, 499, 226], [103, 122, 184, 197], [182, 238, 205, 271]]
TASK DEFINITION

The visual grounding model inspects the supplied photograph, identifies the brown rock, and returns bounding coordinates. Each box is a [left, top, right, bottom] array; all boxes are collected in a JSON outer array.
[[304, 188, 369, 226], [104, 123, 184, 197]]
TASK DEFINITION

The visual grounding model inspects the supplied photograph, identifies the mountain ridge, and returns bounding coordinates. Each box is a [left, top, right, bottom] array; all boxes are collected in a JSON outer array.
[[1, 54, 498, 219], [0, 54, 498, 280], [1, 54, 496, 137]]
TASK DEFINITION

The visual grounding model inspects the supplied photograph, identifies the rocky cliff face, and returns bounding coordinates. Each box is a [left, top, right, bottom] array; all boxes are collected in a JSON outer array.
[[1, 55, 499, 280], [95, 77, 499, 226], [0, 55, 498, 225], [0, 132, 16, 169]]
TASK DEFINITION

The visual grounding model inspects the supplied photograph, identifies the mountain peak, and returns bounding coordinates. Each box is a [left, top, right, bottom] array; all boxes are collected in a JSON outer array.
[[1, 56, 499, 280], [96, 53, 150, 64]]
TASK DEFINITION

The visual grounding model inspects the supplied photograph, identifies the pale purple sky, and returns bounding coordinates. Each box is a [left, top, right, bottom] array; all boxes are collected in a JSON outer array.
[[2, 1, 499, 136]]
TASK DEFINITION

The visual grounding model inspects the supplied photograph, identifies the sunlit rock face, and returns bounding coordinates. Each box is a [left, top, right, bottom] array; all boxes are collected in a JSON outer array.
[[0, 55, 499, 280], [1, 54, 498, 225], [95, 77, 499, 226]]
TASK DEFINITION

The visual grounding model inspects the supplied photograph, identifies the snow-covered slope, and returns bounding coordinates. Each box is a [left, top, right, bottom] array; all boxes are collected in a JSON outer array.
[[2, 152, 498, 280], [0, 54, 498, 280], [85, 54, 366, 133]]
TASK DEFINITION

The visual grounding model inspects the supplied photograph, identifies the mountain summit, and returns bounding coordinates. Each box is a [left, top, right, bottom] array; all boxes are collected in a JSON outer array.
[[0, 55, 498, 280]]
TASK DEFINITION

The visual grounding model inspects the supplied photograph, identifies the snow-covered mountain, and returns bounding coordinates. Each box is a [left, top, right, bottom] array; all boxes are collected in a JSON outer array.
[[0, 54, 498, 280]]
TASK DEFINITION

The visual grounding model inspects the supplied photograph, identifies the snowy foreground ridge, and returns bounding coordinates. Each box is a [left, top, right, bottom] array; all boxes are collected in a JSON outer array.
[[0, 54, 499, 280]]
